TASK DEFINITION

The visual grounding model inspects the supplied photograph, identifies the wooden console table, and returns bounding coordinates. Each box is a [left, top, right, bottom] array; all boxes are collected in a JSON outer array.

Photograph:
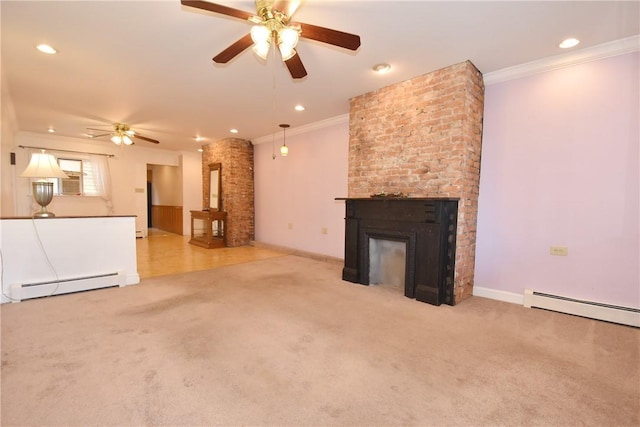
[[189, 210, 226, 249]]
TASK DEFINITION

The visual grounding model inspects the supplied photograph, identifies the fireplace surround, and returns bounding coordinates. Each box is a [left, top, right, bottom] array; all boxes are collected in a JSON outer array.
[[338, 198, 458, 306]]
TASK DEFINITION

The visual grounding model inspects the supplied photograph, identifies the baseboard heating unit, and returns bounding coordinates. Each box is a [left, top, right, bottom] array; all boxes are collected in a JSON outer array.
[[524, 289, 640, 328], [11, 272, 126, 303]]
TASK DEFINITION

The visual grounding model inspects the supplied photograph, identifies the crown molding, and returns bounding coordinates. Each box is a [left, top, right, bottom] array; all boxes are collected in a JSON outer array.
[[252, 114, 348, 145], [483, 35, 640, 86]]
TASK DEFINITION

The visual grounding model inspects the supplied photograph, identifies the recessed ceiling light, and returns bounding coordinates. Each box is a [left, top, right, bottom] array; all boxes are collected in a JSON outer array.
[[48, 127, 55, 133], [294, 105, 305, 111], [230, 129, 239, 134], [197, 148, 203, 152], [373, 63, 391, 74], [36, 44, 57, 54], [559, 38, 580, 49], [194, 136, 204, 142]]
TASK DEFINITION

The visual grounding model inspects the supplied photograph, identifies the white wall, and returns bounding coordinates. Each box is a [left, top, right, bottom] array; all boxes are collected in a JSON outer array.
[[475, 52, 639, 308], [1, 74, 18, 216], [181, 153, 203, 236], [8, 132, 202, 237], [149, 164, 181, 206], [253, 118, 348, 259]]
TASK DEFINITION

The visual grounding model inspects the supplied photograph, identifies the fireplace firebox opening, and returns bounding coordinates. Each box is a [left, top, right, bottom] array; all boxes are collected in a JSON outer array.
[[369, 238, 406, 289]]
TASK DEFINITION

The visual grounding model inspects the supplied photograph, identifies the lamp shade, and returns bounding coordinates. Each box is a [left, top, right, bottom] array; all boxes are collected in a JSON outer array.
[[253, 42, 271, 60], [20, 151, 68, 179], [278, 43, 295, 61], [250, 25, 271, 45], [279, 27, 299, 48]]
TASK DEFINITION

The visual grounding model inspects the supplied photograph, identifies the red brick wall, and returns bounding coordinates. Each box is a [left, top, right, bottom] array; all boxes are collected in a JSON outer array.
[[349, 61, 484, 303], [202, 138, 254, 247]]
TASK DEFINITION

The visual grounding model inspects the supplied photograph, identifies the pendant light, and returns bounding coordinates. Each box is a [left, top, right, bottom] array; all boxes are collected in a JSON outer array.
[[279, 124, 290, 156]]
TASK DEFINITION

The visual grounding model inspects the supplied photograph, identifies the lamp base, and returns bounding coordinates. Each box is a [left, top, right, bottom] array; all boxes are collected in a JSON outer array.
[[31, 181, 56, 218], [33, 211, 56, 218]]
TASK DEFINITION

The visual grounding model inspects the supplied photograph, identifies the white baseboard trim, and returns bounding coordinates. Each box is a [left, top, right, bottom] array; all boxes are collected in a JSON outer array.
[[524, 289, 640, 328], [126, 273, 140, 286], [472, 286, 523, 305], [473, 286, 639, 327]]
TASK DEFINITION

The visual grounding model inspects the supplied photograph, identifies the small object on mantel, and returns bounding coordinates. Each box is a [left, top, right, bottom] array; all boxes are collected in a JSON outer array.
[[370, 191, 408, 198]]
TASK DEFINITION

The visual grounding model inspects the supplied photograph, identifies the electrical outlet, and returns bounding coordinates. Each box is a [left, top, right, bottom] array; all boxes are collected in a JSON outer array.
[[550, 246, 568, 256], [321, 227, 328, 235], [135, 188, 145, 193], [288, 223, 293, 230]]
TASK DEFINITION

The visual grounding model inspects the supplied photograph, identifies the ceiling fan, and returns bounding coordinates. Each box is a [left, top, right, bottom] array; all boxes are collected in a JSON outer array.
[[181, 0, 361, 79], [86, 123, 160, 146]]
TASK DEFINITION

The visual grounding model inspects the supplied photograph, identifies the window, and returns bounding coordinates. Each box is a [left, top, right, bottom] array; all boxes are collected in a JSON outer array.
[[53, 158, 99, 196]]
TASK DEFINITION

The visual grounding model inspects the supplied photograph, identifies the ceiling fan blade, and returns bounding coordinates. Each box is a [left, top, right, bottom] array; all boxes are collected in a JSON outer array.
[[133, 134, 160, 144], [86, 127, 110, 132], [86, 133, 111, 139], [284, 52, 307, 79], [180, 0, 253, 20], [298, 22, 361, 51], [213, 33, 254, 63]]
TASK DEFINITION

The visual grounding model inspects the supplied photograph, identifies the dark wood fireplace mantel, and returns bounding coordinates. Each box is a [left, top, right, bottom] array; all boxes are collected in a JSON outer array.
[[336, 198, 458, 306]]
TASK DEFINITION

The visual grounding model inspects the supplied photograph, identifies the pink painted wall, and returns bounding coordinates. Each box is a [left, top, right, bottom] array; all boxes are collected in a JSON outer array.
[[475, 52, 639, 307], [254, 119, 348, 258]]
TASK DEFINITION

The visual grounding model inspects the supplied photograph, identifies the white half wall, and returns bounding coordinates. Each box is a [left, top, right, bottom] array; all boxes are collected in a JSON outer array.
[[0, 216, 139, 304]]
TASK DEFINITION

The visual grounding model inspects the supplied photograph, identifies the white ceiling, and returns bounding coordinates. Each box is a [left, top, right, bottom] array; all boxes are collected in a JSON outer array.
[[2, 1, 639, 152]]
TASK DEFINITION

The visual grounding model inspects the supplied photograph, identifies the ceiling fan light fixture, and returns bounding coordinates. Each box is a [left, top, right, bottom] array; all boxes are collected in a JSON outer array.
[[88, 123, 159, 145], [279, 27, 299, 48], [250, 25, 271, 45], [183, 0, 361, 80], [278, 26, 299, 60], [279, 44, 296, 61], [253, 41, 271, 60]]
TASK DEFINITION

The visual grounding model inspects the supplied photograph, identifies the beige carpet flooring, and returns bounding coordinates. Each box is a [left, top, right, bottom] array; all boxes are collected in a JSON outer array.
[[1, 255, 638, 426]]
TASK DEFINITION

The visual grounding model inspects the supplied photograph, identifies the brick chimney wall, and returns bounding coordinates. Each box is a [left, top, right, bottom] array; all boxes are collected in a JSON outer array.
[[349, 61, 484, 303], [202, 138, 255, 247]]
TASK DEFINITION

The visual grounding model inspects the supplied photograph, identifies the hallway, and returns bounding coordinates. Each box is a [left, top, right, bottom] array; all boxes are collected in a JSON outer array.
[[136, 229, 286, 279]]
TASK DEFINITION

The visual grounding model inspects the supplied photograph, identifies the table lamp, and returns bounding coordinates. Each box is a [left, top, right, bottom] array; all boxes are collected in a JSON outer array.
[[20, 150, 68, 217]]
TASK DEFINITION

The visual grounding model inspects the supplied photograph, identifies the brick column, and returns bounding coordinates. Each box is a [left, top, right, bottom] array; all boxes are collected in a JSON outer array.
[[349, 61, 484, 303], [202, 138, 254, 247]]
